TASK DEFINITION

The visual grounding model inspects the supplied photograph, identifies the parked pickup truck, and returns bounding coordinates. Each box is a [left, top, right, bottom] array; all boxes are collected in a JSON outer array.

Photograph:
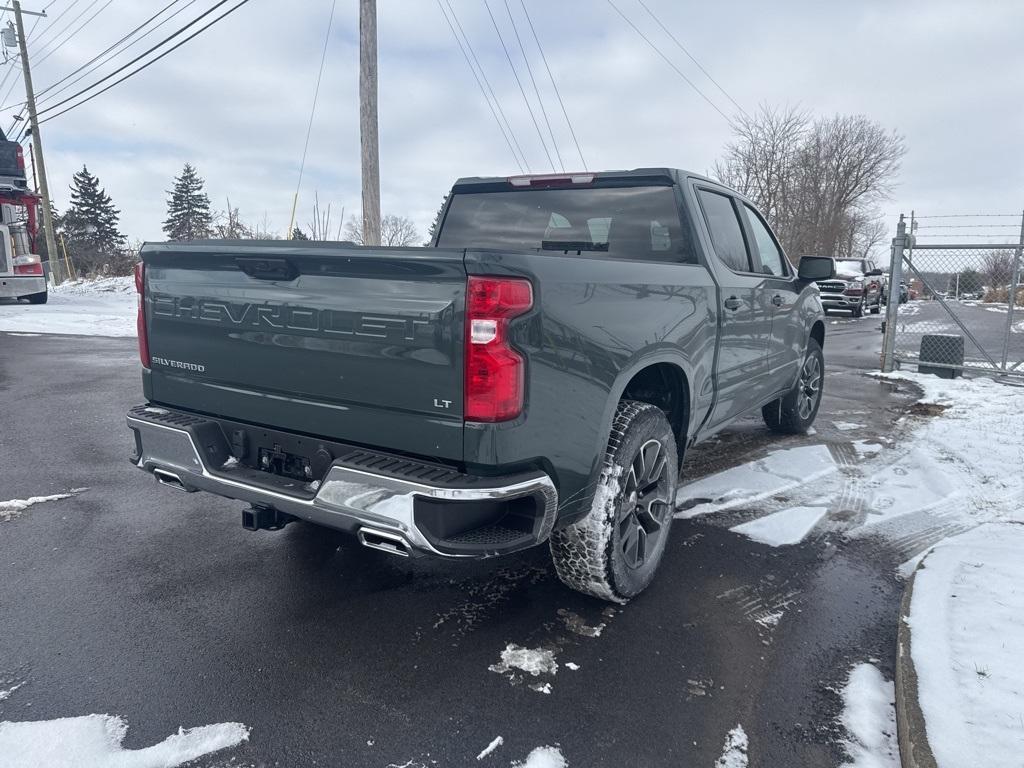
[[815, 257, 885, 317], [127, 169, 834, 601]]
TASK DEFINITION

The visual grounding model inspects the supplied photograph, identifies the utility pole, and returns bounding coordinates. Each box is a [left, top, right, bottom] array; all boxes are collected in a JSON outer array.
[[9, 2, 61, 283], [359, 0, 380, 246]]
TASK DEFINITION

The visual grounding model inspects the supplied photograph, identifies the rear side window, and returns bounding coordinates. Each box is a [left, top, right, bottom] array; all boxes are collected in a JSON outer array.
[[742, 204, 787, 277], [437, 186, 698, 264], [697, 190, 751, 273]]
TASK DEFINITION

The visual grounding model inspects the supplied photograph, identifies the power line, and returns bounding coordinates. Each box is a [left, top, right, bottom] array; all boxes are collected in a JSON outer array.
[[502, 0, 561, 171], [605, 0, 730, 121], [436, 0, 524, 172], [34, 0, 120, 69], [287, 0, 336, 235], [518, 0, 585, 170], [36, 0, 199, 105], [37, 0, 240, 118], [29, 0, 85, 50], [482, 0, 555, 170], [444, 0, 528, 172], [635, 0, 747, 117], [31, 0, 101, 59], [39, 0, 253, 124]]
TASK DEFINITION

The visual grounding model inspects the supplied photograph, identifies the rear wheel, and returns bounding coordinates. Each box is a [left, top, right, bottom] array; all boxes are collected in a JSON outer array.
[[22, 291, 47, 305], [550, 401, 678, 603], [762, 338, 824, 434]]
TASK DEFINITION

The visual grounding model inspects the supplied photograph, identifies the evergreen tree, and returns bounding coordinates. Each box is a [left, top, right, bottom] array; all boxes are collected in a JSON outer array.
[[426, 194, 449, 244], [163, 163, 212, 240], [63, 165, 126, 255], [291, 226, 309, 240]]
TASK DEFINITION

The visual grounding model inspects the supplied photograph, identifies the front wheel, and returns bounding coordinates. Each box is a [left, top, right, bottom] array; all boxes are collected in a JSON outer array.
[[870, 300, 881, 314], [550, 401, 678, 603], [762, 338, 824, 434], [851, 301, 864, 319]]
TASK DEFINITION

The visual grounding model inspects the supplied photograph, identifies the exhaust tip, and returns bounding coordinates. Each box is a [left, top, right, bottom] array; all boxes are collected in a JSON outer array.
[[153, 468, 188, 492], [358, 527, 411, 557]]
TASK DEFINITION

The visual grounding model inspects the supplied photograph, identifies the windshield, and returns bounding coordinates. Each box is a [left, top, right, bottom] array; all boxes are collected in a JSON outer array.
[[437, 186, 696, 263], [836, 259, 867, 271]]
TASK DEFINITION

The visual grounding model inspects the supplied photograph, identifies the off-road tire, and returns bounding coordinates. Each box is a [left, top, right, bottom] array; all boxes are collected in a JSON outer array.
[[762, 338, 824, 435], [550, 401, 678, 603], [22, 291, 48, 305]]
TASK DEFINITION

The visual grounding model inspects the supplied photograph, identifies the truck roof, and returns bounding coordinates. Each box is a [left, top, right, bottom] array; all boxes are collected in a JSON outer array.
[[451, 168, 718, 193]]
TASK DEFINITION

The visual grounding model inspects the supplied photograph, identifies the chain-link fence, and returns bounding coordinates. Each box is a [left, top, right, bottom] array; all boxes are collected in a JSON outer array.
[[881, 214, 1024, 378]]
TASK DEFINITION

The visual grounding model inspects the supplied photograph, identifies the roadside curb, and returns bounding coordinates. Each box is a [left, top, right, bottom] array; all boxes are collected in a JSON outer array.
[[895, 561, 938, 768]]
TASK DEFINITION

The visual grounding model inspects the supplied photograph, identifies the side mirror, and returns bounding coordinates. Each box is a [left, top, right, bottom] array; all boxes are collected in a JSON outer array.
[[798, 256, 835, 282], [866, 268, 884, 277]]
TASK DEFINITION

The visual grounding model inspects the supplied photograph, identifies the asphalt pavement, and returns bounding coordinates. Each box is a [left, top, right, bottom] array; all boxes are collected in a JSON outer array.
[[0, 313, 921, 767]]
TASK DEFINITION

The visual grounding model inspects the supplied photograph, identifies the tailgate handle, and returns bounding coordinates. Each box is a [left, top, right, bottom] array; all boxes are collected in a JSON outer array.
[[235, 257, 298, 281]]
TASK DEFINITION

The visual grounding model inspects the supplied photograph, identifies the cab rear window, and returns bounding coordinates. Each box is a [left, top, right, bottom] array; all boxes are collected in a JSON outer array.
[[437, 186, 697, 264]]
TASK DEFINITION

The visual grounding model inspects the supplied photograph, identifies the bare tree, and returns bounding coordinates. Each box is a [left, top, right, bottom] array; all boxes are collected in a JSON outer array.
[[343, 213, 419, 246], [212, 198, 251, 239], [981, 251, 1014, 289], [714, 106, 905, 259], [307, 192, 342, 241]]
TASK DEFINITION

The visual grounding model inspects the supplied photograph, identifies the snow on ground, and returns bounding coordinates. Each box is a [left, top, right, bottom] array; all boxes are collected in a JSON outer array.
[[476, 735, 503, 760], [676, 445, 836, 518], [908, 523, 1024, 768], [731, 505, 829, 546], [713, 725, 749, 768], [511, 746, 566, 768], [0, 713, 250, 768], [0, 276, 135, 337], [489, 644, 558, 677], [838, 664, 899, 768], [0, 491, 80, 522]]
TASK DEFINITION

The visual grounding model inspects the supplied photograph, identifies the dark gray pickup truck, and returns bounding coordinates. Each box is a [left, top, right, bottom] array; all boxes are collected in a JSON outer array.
[[127, 169, 834, 601]]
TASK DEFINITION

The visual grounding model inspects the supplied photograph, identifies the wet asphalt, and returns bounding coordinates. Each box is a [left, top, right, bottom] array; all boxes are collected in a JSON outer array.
[[0, 311, 922, 767]]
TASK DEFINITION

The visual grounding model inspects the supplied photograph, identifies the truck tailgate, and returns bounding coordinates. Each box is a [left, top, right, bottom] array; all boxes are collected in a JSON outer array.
[[142, 242, 466, 461]]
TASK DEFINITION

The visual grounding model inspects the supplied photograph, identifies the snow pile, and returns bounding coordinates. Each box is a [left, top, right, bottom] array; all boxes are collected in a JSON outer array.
[[838, 664, 899, 767], [511, 746, 566, 768], [0, 713, 250, 768], [489, 644, 558, 677], [908, 523, 1024, 767], [1, 492, 76, 522], [714, 725, 749, 768], [53, 276, 135, 296], [0, 276, 136, 337], [676, 445, 836, 518], [730, 504, 828, 546]]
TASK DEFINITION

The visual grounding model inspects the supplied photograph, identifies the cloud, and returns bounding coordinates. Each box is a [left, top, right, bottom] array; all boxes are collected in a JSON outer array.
[[9, 0, 1022, 244]]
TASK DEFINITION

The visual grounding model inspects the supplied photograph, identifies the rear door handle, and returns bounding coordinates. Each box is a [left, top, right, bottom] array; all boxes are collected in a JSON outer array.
[[771, 295, 784, 307], [723, 296, 742, 311]]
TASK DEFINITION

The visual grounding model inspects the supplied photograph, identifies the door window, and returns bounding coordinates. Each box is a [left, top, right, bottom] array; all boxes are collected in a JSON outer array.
[[742, 204, 787, 276], [697, 190, 751, 273]]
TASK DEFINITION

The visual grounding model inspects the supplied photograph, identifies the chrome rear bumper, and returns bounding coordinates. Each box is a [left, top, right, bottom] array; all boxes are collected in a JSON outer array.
[[126, 405, 558, 559]]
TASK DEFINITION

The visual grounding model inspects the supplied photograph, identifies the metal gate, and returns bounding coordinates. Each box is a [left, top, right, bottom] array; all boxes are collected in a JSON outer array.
[[880, 213, 1024, 378]]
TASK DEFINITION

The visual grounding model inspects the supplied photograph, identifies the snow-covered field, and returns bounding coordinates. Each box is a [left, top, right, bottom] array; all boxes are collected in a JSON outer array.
[[908, 523, 1024, 768], [0, 276, 135, 337]]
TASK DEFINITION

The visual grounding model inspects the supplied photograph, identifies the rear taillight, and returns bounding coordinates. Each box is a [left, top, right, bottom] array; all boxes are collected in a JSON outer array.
[[135, 261, 150, 368], [12, 254, 42, 275], [15, 145, 24, 172], [465, 276, 533, 422]]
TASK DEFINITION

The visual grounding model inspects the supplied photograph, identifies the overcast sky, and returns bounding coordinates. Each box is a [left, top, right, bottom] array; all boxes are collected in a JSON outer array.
[[5, 0, 1023, 250]]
